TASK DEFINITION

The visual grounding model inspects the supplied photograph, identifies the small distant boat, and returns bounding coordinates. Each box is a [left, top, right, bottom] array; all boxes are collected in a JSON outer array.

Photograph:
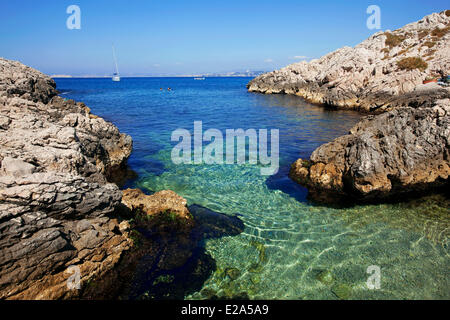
[[112, 45, 120, 82], [194, 77, 205, 80], [423, 78, 437, 84]]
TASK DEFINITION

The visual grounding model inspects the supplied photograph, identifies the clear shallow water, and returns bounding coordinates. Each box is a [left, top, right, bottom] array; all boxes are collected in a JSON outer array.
[[56, 77, 449, 300]]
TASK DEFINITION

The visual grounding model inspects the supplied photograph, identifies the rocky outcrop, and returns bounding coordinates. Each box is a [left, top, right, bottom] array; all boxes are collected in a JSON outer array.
[[0, 58, 134, 299], [122, 189, 195, 269], [80, 194, 246, 300], [79, 189, 196, 299], [246, 11, 450, 201], [248, 11, 450, 112], [290, 99, 450, 202], [122, 189, 192, 222], [0, 59, 57, 104]]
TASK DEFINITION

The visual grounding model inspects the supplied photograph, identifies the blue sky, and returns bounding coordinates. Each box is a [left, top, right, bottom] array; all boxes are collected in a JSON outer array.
[[0, 0, 447, 76]]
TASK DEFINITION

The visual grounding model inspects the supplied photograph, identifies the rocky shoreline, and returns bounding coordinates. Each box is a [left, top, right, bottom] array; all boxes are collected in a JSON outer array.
[[289, 101, 449, 202], [248, 11, 450, 202], [248, 11, 450, 112], [0, 58, 205, 299]]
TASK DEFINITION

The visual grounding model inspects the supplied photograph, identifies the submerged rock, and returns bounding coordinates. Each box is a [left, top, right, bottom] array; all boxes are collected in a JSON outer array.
[[331, 283, 353, 300], [122, 188, 194, 233], [316, 270, 334, 285], [188, 204, 245, 239], [225, 268, 241, 281], [121, 188, 196, 271]]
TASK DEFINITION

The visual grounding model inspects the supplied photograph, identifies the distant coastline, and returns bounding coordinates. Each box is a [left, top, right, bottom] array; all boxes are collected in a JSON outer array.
[[50, 71, 267, 79]]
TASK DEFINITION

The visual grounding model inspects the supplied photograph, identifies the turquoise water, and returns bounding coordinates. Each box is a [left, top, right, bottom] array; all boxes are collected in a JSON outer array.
[[56, 77, 449, 300]]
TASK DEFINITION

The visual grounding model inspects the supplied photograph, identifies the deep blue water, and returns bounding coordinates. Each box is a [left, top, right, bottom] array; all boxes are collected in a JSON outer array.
[[55, 77, 449, 300], [56, 77, 360, 201]]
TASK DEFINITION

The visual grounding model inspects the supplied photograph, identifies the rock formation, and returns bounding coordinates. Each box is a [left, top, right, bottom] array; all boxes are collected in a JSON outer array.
[[290, 99, 450, 201], [247, 11, 450, 201], [0, 57, 196, 300], [122, 189, 193, 224], [248, 10, 450, 112], [0, 57, 136, 299], [79, 189, 196, 300]]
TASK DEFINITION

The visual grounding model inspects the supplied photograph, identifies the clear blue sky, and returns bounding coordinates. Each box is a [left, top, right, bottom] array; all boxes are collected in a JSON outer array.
[[0, 0, 447, 76]]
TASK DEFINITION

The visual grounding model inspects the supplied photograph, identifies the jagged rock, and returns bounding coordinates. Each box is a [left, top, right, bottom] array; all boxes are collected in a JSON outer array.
[[122, 189, 192, 222], [121, 189, 194, 255], [247, 12, 450, 201], [248, 11, 450, 112], [0, 58, 58, 103], [0, 58, 133, 299], [290, 99, 450, 201]]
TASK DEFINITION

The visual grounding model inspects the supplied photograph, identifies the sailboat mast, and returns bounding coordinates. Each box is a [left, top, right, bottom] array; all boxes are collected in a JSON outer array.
[[112, 45, 119, 75]]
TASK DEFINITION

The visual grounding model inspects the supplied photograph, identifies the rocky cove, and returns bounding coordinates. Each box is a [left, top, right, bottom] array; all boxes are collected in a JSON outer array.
[[0, 58, 245, 299], [248, 10, 450, 202], [0, 11, 449, 301]]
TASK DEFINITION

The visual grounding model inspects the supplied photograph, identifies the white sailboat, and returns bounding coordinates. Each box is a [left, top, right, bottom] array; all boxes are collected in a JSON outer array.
[[112, 45, 120, 82]]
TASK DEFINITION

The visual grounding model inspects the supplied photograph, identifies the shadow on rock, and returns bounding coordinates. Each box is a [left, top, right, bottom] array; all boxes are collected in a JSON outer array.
[[128, 205, 245, 300], [83, 203, 245, 300]]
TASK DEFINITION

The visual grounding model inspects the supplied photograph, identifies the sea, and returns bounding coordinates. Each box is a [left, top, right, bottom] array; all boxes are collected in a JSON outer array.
[[55, 77, 449, 300]]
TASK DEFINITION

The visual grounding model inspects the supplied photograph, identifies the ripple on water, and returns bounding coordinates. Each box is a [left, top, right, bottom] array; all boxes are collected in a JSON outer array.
[[138, 152, 449, 300], [56, 77, 449, 300]]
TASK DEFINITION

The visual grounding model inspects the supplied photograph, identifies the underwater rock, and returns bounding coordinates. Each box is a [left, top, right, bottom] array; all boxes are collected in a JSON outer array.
[[225, 268, 241, 281], [250, 240, 267, 263], [248, 263, 264, 273], [90, 204, 244, 299], [250, 275, 261, 285], [200, 288, 218, 300], [122, 188, 194, 234], [152, 274, 175, 286], [188, 204, 245, 239], [121, 189, 197, 271], [0, 58, 133, 300], [331, 283, 353, 300], [316, 270, 334, 285]]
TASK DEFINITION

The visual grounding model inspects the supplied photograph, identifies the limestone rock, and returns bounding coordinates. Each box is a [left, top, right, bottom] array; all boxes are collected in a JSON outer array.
[[122, 188, 194, 232], [122, 189, 189, 217], [248, 11, 450, 112], [247, 11, 450, 201], [290, 99, 450, 201], [0, 58, 133, 299]]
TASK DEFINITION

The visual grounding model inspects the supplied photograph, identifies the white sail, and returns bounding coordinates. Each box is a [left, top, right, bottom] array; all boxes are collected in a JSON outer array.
[[112, 45, 120, 82]]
